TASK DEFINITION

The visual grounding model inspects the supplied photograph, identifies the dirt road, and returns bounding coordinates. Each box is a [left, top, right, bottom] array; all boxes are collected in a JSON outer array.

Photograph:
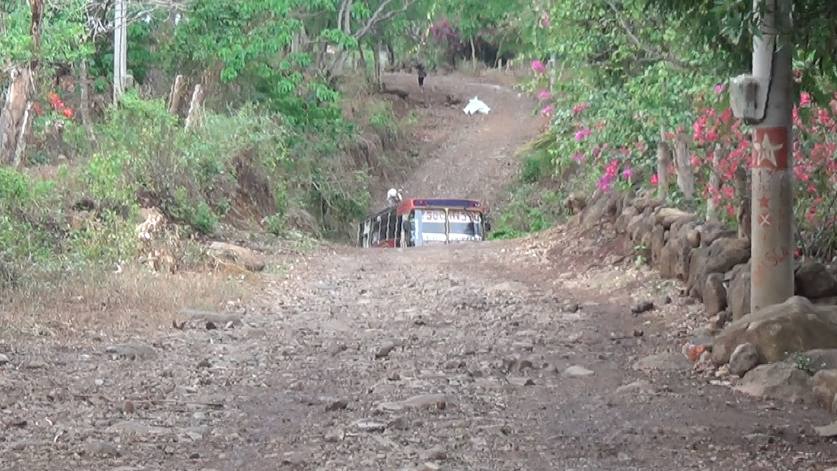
[[382, 71, 541, 205], [2, 73, 836, 471]]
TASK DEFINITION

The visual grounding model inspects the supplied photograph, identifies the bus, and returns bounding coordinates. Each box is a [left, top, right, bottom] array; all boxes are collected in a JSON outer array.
[[357, 198, 490, 248]]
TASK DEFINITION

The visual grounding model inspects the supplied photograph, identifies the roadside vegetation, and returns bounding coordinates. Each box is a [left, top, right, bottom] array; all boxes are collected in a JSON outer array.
[[491, 0, 835, 261]]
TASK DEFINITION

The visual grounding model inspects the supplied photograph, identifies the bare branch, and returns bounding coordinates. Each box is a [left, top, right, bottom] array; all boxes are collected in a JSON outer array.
[[353, 0, 416, 40], [603, 0, 691, 71]]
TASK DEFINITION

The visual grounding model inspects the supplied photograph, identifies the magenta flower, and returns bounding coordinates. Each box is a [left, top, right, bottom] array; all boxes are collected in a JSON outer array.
[[574, 128, 592, 142], [536, 89, 552, 101], [714, 83, 726, 95], [622, 166, 633, 181], [531, 60, 546, 74], [541, 104, 555, 117], [650, 174, 659, 186], [597, 174, 614, 192]]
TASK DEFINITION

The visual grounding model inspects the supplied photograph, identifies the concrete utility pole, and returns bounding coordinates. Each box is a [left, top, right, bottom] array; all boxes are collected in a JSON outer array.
[[113, 0, 128, 103], [748, 0, 794, 310]]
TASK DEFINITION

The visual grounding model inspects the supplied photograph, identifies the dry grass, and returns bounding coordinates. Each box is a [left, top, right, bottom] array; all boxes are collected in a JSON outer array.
[[0, 266, 253, 341]]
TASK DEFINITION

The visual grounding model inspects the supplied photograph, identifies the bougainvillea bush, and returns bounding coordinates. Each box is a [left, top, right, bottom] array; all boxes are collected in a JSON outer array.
[[521, 0, 837, 260]]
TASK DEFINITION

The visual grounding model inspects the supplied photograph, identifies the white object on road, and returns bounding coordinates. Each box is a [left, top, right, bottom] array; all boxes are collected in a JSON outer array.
[[463, 96, 490, 115]]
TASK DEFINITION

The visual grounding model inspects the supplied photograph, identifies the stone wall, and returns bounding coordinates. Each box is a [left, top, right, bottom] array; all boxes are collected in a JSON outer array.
[[573, 191, 837, 415], [575, 191, 837, 325]]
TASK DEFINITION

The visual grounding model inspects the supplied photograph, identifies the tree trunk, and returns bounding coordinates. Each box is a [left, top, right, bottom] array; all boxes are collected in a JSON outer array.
[[79, 59, 95, 142], [749, 0, 794, 310], [372, 42, 382, 90], [12, 102, 32, 167], [358, 45, 368, 78], [184, 84, 204, 130], [656, 139, 671, 200], [0, 68, 32, 164], [168, 75, 185, 115], [706, 147, 721, 222], [470, 36, 477, 68], [673, 133, 694, 203], [386, 43, 395, 70]]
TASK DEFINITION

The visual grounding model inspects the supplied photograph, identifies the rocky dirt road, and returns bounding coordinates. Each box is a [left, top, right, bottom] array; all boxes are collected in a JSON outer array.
[[2, 73, 836, 470]]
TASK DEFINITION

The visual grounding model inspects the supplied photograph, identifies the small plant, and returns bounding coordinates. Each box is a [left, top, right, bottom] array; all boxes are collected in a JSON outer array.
[[634, 243, 649, 266], [792, 352, 815, 374], [265, 213, 284, 236]]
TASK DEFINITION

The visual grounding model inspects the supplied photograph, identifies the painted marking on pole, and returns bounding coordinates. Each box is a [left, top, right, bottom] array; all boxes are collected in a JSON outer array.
[[758, 196, 770, 209], [752, 128, 788, 170], [758, 213, 772, 227], [766, 246, 790, 267]]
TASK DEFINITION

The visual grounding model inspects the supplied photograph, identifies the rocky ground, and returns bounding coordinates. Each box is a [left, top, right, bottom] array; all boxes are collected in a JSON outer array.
[[2, 72, 837, 470]]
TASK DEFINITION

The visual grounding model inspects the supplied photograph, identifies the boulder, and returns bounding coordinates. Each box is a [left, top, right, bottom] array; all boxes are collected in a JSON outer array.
[[795, 261, 837, 299], [631, 196, 663, 212], [687, 237, 750, 300], [803, 349, 837, 372], [813, 369, 837, 412], [727, 263, 751, 320], [703, 273, 727, 316], [650, 224, 666, 266], [712, 296, 837, 365], [654, 207, 696, 229], [686, 229, 701, 248], [698, 223, 737, 248], [728, 343, 760, 376], [627, 212, 656, 244], [735, 362, 814, 404], [580, 191, 621, 228], [615, 206, 639, 234], [657, 221, 698, 280], [207, 241, 266, 272]]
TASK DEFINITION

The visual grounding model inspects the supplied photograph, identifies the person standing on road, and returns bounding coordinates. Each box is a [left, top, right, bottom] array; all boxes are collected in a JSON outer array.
[[417, 63, 427, 90]]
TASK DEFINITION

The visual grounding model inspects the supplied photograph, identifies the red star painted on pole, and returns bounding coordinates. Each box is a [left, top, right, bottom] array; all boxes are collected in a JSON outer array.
[[759, 196, 770, 209]]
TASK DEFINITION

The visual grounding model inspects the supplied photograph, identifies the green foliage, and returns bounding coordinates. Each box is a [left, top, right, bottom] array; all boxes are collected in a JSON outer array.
[[521, 149, 554, 184], [90, 93, 288, 235], [489, 183, 566, 240], [0, 0, 92, 68]]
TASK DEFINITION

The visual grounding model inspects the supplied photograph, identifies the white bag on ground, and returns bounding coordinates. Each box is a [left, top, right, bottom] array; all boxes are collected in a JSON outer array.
[[463, 96, 490, 115]]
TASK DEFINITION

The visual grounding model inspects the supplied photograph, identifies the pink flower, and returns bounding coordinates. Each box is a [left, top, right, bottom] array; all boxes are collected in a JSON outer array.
[[531, 60, 546, 74], [597, 174, 614, 192], [714, 83, 726, 95], [540, 13, 550, 28], [650, 174, 659, 186], [800, 91, 812, 108], [622, 166, 633, 181], [705, 129, 718, 142], [574, 128, 592, 142], [725, 204, 735, 217], [541, 104, 555, 117], [572, 152, 585, 163], [536, 89, 552, 101], [690, 154, 701, 168], [719, 108, 733, 125], [572, 102, 589, 115]]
